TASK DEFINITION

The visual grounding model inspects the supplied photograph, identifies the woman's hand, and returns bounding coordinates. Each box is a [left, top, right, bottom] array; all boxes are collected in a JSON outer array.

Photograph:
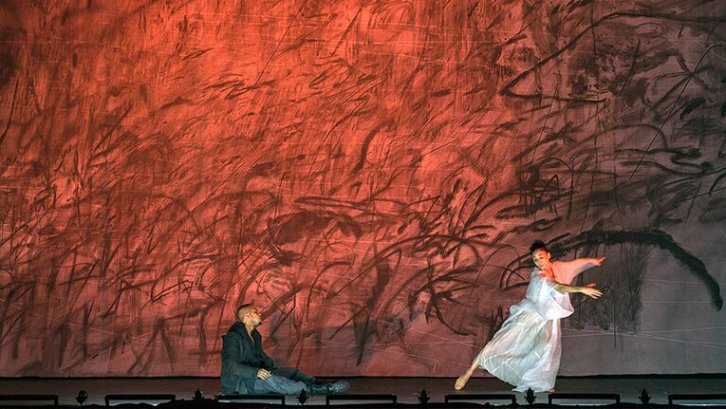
[[593, 257, 606, 266], [579, 283, 603, 299]]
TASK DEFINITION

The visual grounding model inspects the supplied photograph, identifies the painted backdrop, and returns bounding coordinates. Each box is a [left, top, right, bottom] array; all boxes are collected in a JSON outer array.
[[0, 0, 725, 376]]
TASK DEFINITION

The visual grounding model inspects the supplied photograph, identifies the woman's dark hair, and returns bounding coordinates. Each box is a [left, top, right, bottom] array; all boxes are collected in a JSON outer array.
[[529, 240, 548, 253]]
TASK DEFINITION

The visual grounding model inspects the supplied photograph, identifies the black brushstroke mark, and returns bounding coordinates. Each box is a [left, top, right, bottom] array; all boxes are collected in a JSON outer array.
[[557, 229, 723, 310], [628, 46, 716, 180]]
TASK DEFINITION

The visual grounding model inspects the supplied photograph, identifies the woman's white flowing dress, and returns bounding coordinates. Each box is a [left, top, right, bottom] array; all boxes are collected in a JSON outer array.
[[475, 259, 596, 392]]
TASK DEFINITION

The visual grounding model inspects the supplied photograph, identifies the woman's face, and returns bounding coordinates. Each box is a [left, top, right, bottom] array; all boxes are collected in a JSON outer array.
[[532, 249, 551, 270]]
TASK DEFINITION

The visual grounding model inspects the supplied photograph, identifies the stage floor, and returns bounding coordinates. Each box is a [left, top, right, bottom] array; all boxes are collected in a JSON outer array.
[[0, 375, 725, 406]]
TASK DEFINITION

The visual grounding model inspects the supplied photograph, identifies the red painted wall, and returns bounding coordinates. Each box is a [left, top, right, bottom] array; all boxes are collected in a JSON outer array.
[[0, 0, 724, 376]]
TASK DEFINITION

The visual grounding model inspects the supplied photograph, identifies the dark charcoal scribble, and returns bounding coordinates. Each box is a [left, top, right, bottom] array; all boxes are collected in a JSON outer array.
[[0, 0, 724, 376]]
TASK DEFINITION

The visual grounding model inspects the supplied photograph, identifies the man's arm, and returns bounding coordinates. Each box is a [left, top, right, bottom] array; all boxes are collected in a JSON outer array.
[[261, 352, 276, 370], [252, 330, 277, 370], [221, 333, 263, 380]]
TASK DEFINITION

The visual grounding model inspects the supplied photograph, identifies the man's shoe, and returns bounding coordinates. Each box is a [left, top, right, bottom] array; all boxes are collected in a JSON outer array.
[[328, 380, 349, 394], [307, 380, 349, 395]]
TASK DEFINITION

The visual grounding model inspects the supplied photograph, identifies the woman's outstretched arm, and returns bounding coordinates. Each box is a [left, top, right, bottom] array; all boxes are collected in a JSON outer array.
[[555, 256, 607, 285], [584, 257, 606, 267], [554, 282, 603, 299]]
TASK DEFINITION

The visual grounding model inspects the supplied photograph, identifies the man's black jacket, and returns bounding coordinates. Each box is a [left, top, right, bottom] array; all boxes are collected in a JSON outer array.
[[220, 322, 276, 394]]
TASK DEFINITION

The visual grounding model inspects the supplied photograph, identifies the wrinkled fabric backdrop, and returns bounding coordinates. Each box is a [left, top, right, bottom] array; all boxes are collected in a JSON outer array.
[[0, 0, 724, 377]]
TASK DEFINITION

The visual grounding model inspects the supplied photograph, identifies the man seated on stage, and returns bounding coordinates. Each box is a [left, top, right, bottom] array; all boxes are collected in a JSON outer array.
[[221, 303, 349, 395]]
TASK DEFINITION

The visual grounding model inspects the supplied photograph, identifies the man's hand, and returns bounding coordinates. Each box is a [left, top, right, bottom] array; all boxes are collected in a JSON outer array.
[[580, 283, 603, 299], [593, 257, 606, 266], [256, 369, 272, 380]]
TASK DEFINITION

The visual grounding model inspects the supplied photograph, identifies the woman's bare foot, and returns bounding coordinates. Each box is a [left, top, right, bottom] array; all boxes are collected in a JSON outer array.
[[454, 373, 470, 390], [454, 365, 476, 390]]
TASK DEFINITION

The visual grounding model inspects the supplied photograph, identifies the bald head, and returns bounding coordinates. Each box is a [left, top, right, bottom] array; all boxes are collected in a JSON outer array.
[[236, 304, 253, 319], [236, 304, 262, 329]]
